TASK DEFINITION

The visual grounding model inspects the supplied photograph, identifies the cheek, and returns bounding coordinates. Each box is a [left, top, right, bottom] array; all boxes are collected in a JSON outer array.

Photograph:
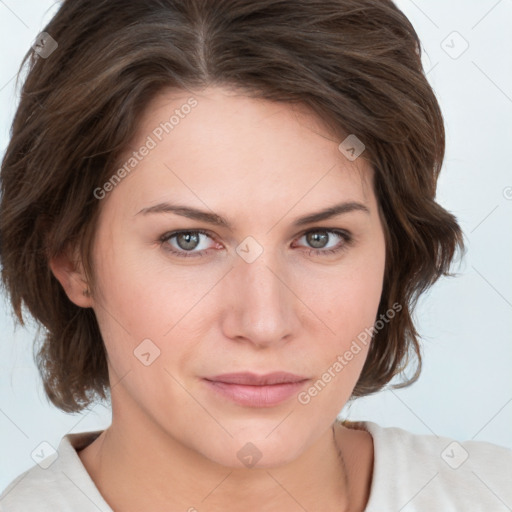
[[93, 232, 206, 337], [297, 240, 385, 401], [306, 249, 385, 342], [294, 254, 384, 412], [91, 241, 227, 389]]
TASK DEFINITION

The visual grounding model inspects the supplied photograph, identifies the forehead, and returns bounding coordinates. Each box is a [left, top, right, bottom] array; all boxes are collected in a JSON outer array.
[[106, 86, 375, 220]]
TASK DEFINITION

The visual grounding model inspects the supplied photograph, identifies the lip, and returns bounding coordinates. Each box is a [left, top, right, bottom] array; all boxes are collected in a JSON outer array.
[[205, 371, 309, 385], [203, 372, 310, 408]]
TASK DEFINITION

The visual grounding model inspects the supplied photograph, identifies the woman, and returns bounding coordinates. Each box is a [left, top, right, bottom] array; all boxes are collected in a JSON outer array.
[[1, 0, 510, 510]]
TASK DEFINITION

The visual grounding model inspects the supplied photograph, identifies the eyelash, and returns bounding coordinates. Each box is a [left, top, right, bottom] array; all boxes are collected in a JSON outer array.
[[158, 228, 353, 259]]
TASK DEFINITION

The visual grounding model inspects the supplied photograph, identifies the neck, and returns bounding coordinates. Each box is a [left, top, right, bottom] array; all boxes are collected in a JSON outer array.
[[77, 395, 370, 512]]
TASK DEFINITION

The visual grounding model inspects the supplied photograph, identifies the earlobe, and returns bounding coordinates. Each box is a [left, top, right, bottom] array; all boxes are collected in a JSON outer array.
[[49, 249, 93, 308]]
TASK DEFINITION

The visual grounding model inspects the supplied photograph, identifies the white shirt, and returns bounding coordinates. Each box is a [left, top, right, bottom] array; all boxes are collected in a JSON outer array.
[[1, 421, 511, 511]]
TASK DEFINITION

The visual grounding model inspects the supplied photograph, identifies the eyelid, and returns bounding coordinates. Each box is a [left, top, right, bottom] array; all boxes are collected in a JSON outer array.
[[295, 226, 351, 240]]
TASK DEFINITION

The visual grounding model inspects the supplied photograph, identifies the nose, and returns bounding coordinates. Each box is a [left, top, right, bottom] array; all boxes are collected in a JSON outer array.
[[220, 247, 300, 348]]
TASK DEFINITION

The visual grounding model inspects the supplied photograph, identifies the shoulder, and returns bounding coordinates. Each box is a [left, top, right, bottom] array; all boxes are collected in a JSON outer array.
[[0, 430, 111, 512], [357, 421, 512, 511]]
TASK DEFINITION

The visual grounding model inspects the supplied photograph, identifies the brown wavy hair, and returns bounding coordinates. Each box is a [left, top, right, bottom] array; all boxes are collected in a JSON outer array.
[[0, 0, 464, 413]]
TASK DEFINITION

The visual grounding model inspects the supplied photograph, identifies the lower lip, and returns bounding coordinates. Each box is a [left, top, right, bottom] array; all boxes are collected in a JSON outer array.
[[203, 379, 309, 407]]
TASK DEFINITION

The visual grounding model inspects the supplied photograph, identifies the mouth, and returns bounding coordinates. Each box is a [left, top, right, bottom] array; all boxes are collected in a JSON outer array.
[[202, 372, 310, 407]]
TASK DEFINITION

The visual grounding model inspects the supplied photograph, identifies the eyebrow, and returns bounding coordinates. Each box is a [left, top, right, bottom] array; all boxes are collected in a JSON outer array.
[[136, 200, 370, 229]]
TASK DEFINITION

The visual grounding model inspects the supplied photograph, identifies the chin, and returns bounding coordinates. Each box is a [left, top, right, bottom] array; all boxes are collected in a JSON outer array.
[[199, 429, 308, 470]]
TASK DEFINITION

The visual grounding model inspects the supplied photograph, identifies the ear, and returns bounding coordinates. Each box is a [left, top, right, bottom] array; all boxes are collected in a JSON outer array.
[[49, 247, 93, 308]]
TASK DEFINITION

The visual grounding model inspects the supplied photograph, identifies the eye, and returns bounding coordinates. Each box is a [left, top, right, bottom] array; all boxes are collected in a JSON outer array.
[[159, 227, 353, 259], [159, 229, 217, 258], [294, 228, 352, 257]]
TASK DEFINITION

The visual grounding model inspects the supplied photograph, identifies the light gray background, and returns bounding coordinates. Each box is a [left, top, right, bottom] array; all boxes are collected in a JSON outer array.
[[1, 0, 511, 492]]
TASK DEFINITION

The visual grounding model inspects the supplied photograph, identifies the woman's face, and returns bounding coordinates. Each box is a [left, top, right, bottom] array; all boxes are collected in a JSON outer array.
[[88, 86, 386, 467]]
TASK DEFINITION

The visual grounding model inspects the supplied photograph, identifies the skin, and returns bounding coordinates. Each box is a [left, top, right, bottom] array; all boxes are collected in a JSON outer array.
[[51, 86, 385, 512]]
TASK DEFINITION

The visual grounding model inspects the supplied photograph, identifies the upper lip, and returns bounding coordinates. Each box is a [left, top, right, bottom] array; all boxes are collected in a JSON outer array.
[[204, 372, 309, 386]]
